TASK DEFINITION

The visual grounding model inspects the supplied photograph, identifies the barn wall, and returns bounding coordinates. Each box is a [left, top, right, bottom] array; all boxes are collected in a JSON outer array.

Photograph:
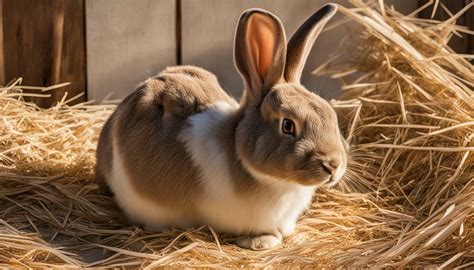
[[0, 1, 471, 106]]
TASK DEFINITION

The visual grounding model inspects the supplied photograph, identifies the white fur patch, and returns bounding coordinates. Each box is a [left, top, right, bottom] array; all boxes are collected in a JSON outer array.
[[179, 101, 238, 198], [240, 158, 316, 234], [109, 136, 186, 230]]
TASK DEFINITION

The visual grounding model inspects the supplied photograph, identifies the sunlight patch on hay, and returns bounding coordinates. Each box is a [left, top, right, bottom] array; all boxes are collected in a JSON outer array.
[[1, 0, 473, 267]]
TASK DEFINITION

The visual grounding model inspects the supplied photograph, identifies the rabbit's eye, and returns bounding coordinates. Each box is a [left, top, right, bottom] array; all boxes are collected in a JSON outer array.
[[281, 118, 295, 135]]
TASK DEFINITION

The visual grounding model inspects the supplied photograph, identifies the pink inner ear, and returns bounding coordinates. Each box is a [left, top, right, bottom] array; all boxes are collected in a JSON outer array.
[[246, 14, 276, 78]]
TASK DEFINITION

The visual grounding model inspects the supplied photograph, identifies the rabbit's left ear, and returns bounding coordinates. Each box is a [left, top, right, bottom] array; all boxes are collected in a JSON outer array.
[[285, 4, 337, 83], [234, 9, 287, 105]]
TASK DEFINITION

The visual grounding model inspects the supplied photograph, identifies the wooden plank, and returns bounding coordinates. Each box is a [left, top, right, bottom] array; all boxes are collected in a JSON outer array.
[[0, 0, 4, 86], [2, 0, 86, 107], [85, 0, 176, 101], [181, 0, 418, 99], [55, 0, 87, 104]]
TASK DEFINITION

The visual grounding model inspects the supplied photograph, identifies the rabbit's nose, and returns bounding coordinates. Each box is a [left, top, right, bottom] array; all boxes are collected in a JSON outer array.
[[322, 158, 341, 175]]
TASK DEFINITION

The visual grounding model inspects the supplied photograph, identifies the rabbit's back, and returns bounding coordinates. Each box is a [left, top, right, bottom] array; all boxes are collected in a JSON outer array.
[[95, 66, 237, 228], [143, 66, 236, 119]]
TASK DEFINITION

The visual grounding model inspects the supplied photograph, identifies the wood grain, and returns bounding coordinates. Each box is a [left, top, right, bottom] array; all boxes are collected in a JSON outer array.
[[2, 0, 86, 107], [56, 0, 87, 104], [85, 0, 176, 101], [0, 0, 4, 86]]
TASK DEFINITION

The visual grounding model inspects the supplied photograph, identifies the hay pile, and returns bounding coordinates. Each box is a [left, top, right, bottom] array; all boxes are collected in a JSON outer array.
[[1, 0, 473, 268]]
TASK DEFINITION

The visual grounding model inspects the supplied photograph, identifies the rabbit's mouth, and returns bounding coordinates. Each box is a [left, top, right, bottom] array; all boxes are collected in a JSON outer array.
[[286, 172, 331, 187], [321, 159, 347, 188], [290, 155, 348, 187]]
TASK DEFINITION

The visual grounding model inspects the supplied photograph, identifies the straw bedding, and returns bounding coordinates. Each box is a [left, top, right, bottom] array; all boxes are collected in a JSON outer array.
[[1, 0, 472, 268]]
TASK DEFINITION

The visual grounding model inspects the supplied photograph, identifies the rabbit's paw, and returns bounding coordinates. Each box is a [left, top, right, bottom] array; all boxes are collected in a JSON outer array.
[[236, 234, 281, 250]]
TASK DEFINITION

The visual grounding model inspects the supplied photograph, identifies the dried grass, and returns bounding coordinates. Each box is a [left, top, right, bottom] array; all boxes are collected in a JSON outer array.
[[1, 0, 473, 268]]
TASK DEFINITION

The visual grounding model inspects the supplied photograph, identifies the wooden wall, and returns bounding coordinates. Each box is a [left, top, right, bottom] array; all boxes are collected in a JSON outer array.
[[0, 1, 471, 107], [85, 0, 176, 102], [86, 0, 417, 100], [1, 0, 86, 107]]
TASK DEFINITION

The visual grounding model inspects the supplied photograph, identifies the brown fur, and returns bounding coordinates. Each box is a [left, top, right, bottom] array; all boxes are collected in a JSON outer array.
[[285, 4, 337, 83]]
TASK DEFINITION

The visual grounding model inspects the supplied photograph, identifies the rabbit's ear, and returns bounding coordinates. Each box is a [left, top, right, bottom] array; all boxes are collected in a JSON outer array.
[[234, 9, 286, 105], [285, 4, 337, 83]]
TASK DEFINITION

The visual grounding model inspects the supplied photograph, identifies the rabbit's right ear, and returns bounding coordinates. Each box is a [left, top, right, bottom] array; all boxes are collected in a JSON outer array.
[[285, 4, 337, 83], [234, 9, 286, 105]]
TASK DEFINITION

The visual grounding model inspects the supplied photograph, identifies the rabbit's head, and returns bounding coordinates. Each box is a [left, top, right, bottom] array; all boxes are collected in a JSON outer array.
[[234, 4, 347, 187]]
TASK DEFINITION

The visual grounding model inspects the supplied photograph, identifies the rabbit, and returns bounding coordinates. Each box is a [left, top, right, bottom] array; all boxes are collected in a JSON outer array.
[[95, 3, 347, 250]]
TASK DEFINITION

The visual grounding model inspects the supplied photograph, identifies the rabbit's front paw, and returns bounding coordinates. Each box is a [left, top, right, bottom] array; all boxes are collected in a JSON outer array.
[[236, 234, 281, 250]]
